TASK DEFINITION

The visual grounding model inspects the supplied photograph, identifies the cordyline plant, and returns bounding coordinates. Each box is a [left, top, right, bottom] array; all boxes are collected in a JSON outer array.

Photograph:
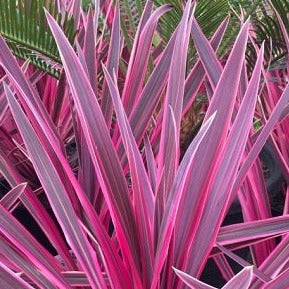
[[1, 0, 289, 288]]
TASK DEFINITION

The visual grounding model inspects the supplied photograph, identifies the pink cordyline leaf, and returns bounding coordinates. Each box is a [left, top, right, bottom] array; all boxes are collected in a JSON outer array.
[[263, 264, 289, 289], [148, 16, 229, 160], [103, 65, 154, 286], [173, 267, 217, 289], [112, 2, 172, 154], [0, 35, 61, 151], [217, 244, 271, 283], [213, 254, 235, 282], [5, 84, 107, 289], [0, 182, 27, 211], [0, 262, 35, 289], [151, 112, 216, 289], [121, 2, 171, 115], [62, 271, 89, 286], [0, 236, 57, 289], [101, 1, 121, 126], [19, 98, 132, 289], [217, 215, 289, 246], [127, 29, 176, 152], [186, 43, 264, 277], [70, 0, 81, 28], [78, 10, 99, 204], [157, 0, 194, 205], [173, 266, 253, 289], [172, 20, 250, 280], [128, 16, 227, 167], [249, 235, 289, 289], [75, 40, 98, 203], [0, 85, 8, 125], [45, 11, 143, 287], [144, 134, 157, 193], [190, 18, 222, 89], [222, 266, 253, 289], [0, 144, 75, 270], [232, 78, 289, 196], [183, 16, 229, 112], [84, 7, 97, 92], [1, 42, 130, 289], [0, 203, 69, 288]]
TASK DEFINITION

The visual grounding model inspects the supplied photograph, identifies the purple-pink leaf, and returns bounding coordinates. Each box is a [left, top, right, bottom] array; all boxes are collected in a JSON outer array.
[[151, 111, 216, 289], [0, 182, 27, 211], [217, 215, 289, 246], [101, 2, 121, 126], [190, 18, 222, 89], [183, 16, 229, 112], [173, 20, 250, 279], [0, 262, 35, 289], [45, 10, 143, 286], [173, 267, 217, 289], [186, 43, 264, 277], [157, 0, 194, 202], [121, 3, 171, 115], [233, 78, 289, 195], [5, 84, 107, 289], [222, 267, 253, 289], [0, 202, 70, 288], [0, 236, 56, 289], [0, 35, 61, 150], [103, 64, 154, 286]]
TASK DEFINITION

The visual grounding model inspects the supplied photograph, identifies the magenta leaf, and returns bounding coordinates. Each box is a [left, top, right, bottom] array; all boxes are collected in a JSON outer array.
[[5, 84, 107, 289], [0, 182, 27, 211], [173, 267, 217, 289], [45, 10, 143, 286]]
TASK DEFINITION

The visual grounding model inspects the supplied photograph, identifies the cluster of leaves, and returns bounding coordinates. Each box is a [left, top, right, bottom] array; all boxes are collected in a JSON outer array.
[[1, 0, 289, 288]]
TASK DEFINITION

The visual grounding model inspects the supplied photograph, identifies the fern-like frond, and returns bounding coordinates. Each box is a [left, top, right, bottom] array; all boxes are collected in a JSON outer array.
[[0, 0, 76, 78]]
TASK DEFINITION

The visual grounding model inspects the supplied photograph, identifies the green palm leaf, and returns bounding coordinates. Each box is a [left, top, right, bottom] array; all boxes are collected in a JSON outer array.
[[0, 0, 76, 78]]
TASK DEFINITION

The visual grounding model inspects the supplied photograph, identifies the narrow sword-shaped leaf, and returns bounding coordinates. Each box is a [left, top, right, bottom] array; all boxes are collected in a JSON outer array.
[[0, 147, 76, 270], [0, 262, 35, 289], [0, 35, 61, 150], [263, 268, 289, 289], [103, 65, 154, 286], [147, 16, 229, 161], [151, 112, 216, 289], [217, 244, 271, 283], [100, 1, 121, 126], [190, 18, 222, 89], [157, 1, 193, 201], [222, 267, 253, 289], [173, 20, 250, 273], [0, 182, 27, 211], [173, 267, 217, 289], [250, 234, 289, 289], [186, 45, 264, 276], [0, 183, 27, 211], [0, 237, 57, 289], [183, 16, 229, 113], [144, 134, 157, 193], [5, 84, 107, 289], [0, 203, 70, 288], [232, 80, 289, 196], [84, 7, 97, 92], [217, 215, 289, 246], [121, 3, 171, 115], [45, 11, 143, 284]]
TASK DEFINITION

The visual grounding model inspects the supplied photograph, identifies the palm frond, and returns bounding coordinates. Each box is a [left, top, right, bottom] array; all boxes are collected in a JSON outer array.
[[0, 0, 76, 78], [249, 0, 289, 69]]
